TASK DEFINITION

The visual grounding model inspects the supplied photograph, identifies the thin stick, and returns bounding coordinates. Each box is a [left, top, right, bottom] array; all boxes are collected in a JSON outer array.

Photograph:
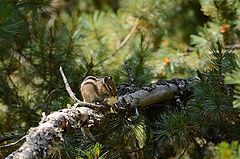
[[59, 66, 81, 103], [117, 18, 139, 50], [95, 18, 139, 67], [0, 135, 26, 149]]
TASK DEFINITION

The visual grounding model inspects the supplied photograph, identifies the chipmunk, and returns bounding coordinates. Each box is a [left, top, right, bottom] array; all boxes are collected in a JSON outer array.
[[80, 76, 117, 103]]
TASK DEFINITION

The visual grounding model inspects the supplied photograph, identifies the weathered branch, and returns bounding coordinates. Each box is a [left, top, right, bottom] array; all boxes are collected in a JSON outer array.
[[6, 106, 103, 159], [118, 78, 194, 109], [5, 75, 195, 158], [119, 83, 177, 108]]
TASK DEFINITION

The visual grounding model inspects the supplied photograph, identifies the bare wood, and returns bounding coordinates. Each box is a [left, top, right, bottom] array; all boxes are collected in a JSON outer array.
[[117, 78, 194, 109], [119, 83, 178, 108], [59, 66, 81, 103], [0, 136, 26, 149]]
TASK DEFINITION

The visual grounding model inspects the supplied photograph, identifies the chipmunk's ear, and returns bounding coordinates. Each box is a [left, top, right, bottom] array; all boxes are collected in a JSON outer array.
[[109, 75, 112, 80], [103, 76, 108, 84]]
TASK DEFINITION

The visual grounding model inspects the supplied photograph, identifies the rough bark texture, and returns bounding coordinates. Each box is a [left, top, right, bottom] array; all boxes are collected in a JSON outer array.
[[5, 78, 194, 159], [118, 78, 193, 109], [119, 83, 178, 108], [6, 106, 102, 159]]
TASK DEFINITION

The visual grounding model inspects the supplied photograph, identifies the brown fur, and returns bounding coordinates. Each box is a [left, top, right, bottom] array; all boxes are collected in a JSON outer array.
[[80, 76, 116, 102]]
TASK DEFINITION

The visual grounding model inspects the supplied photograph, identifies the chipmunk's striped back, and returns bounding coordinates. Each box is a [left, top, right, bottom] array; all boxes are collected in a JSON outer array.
[[80, 76, 116, 102]]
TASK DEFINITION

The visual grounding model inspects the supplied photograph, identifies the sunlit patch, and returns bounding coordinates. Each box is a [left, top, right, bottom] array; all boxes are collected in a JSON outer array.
[[105, 96, 118, 106]]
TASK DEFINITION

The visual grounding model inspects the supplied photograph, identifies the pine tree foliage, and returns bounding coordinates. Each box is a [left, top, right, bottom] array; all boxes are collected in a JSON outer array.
[[97, 115, 146, 158], [192, 0, 240, 50], [225, 56, 240, 108], [0, 0, 24, 44], [154, 110, 201, 149], [114, 34, 154, 87], [153, 42, 239, 157], [76, 143, 107, 159], [193, 42, 236, 124], [1, 0, 240, 158]]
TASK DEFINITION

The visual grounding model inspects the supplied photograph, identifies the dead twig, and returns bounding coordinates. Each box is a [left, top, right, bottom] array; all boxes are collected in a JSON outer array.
[[95, 18, 139, 66], [0, 135, 26, 149], [117, 18, 139, 51], [59, 66, 81, 103]]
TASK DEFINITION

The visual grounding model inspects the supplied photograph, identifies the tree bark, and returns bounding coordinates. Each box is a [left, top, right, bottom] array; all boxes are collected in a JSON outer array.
[[118, 83, 178, 109], [5, 106, 102, 159]]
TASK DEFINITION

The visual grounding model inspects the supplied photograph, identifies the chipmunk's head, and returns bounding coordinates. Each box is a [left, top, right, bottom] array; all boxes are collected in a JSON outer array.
[[102, 76, 116, 96]]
